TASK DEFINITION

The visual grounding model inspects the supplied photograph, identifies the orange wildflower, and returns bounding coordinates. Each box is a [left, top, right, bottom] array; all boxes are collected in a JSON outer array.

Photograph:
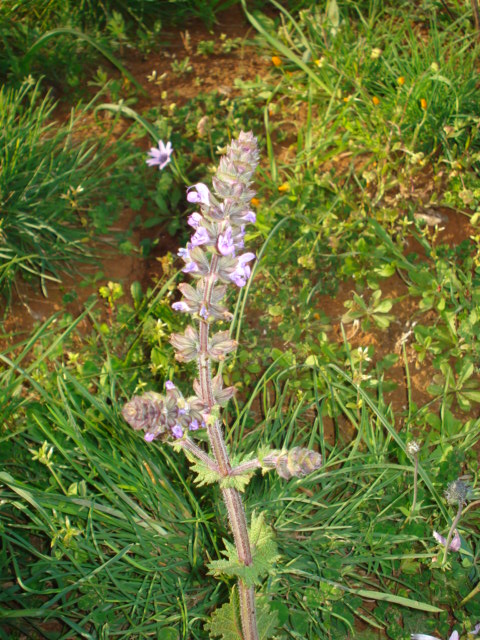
[[278, 182, 290, 192], [271, 56, 282, 67], [372, 96, 380, 106], [397, 76, 405, 86], [251, 197, 260, 207], [420, 98, 427, 110]]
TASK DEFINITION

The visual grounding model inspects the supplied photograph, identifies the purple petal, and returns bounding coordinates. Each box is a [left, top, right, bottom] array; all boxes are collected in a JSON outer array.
[[187, 212, 203, 229], [189, 419, 199, 431], [243, 210, 256, 223], [165, 381, 175, 390], [433, 530, 461, 551], [182, 262, 199, 274], [144, 432, 155, 442], [172, 301, 190, 312], [191, 227, 210, 246], [472, 623, 480, 636], [172, 425, 183, 439], [449, 633, 459, 640], [238, 252, 255, 265], [218, 226, 235, 255], [187, 183, 210, 205]]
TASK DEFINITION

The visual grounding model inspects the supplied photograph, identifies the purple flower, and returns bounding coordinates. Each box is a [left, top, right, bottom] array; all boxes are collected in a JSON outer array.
[[188, 212, 203, 229], [411, 633, 459, 640], [182, 262, 199, 274], [187, 183, 210, 206], [165, 381, 175, 391], [238, 252, 256, 266], [146, 140, 173, 170], [433, 530, 461, 551], [199, 305, 209, 319], [243, 210, 256, 224], [172, 301, 190, 312], [191, 227, 210, 247], [172, 425, 184, 439], [229, 252, 255, 287], [144, 432, 156, 442], [189, 419, 199, 431], [218, 226, 235, 256]]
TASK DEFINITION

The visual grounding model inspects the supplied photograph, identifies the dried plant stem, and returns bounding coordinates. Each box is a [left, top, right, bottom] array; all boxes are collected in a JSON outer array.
[[198, 259, 259, 640], [442, 502, 463, 565]]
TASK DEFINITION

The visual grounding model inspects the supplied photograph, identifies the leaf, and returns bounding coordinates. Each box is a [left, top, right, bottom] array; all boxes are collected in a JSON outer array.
[[207, 513, 280, 587], [188, 457, 221, 487], [206, 589, 243, 640], [186, 455, 254, 492], [206, 589, 279, 640]]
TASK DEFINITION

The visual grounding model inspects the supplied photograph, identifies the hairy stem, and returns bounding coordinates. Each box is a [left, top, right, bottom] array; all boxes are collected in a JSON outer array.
[[198, 257, 258, 640], [411, 455, 418, 514], [442, 502, 463, 565], [176, 437, 218, 472]]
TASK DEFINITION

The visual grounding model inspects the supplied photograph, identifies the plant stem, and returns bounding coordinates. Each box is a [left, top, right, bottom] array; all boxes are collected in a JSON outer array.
[[176, 437, 219, 472], [411, 454, 418, 514], [198, 257, 259, 640], [442, 502, 462, 565]]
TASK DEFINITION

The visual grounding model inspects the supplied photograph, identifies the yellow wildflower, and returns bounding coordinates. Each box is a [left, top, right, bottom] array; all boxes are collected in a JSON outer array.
[[420, 98, 427, 110], [278, 182, 290, 192], [271, 56, 282, 67], [397, 76, 405, 86], [372, 96, 380, 106]]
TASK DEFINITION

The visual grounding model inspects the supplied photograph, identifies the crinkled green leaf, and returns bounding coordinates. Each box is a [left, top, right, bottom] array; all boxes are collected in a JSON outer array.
[[187, 456, 221, 487], [185, 452, 255, 491], [208, 513, 280, 587], [206, 589, 279, 640]]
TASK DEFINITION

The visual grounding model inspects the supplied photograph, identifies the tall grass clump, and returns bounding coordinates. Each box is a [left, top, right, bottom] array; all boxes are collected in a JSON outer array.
[[0, 79, 141, 301]]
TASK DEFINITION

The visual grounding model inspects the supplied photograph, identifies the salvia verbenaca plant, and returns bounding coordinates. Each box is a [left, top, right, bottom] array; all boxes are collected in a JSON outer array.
[[122, 131, 322, 640]]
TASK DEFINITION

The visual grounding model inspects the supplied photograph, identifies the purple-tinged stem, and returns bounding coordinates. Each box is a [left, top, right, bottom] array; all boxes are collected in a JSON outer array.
[[197, 256, 259, 640], [176, 437, 219, 472]]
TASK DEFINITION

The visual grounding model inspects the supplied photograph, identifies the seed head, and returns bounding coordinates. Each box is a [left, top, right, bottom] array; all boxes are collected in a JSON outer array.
[[444, 479, 471, 506]]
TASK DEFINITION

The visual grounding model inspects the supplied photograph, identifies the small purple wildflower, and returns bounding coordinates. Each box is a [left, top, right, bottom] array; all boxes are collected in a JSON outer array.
[[433, 530, 461, 551], [411, 632, 459, 640], [144, 432, 156, 442], [178, 247, 190, 259], [229, 252, 256, 287], [182, 262, 199, 274], [172, 301, 190, 312], [188, 212, 203, 229], [191, 227, 210, 247], [146, 140, 173, 170], [218, 226, 235, 256], [199, 305, 209, 319], [243, 210, 256, 223], [172, 425, 184, 439], [187, 183, 210, 206], [165, 381, 175, 391], [189, 419, 199, 431]]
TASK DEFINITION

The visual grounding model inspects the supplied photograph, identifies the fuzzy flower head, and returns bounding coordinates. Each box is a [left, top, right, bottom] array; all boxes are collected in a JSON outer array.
[[146, 140, 173, 170], [407, 440, 421, 456], [445, 479, 471, 506]]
